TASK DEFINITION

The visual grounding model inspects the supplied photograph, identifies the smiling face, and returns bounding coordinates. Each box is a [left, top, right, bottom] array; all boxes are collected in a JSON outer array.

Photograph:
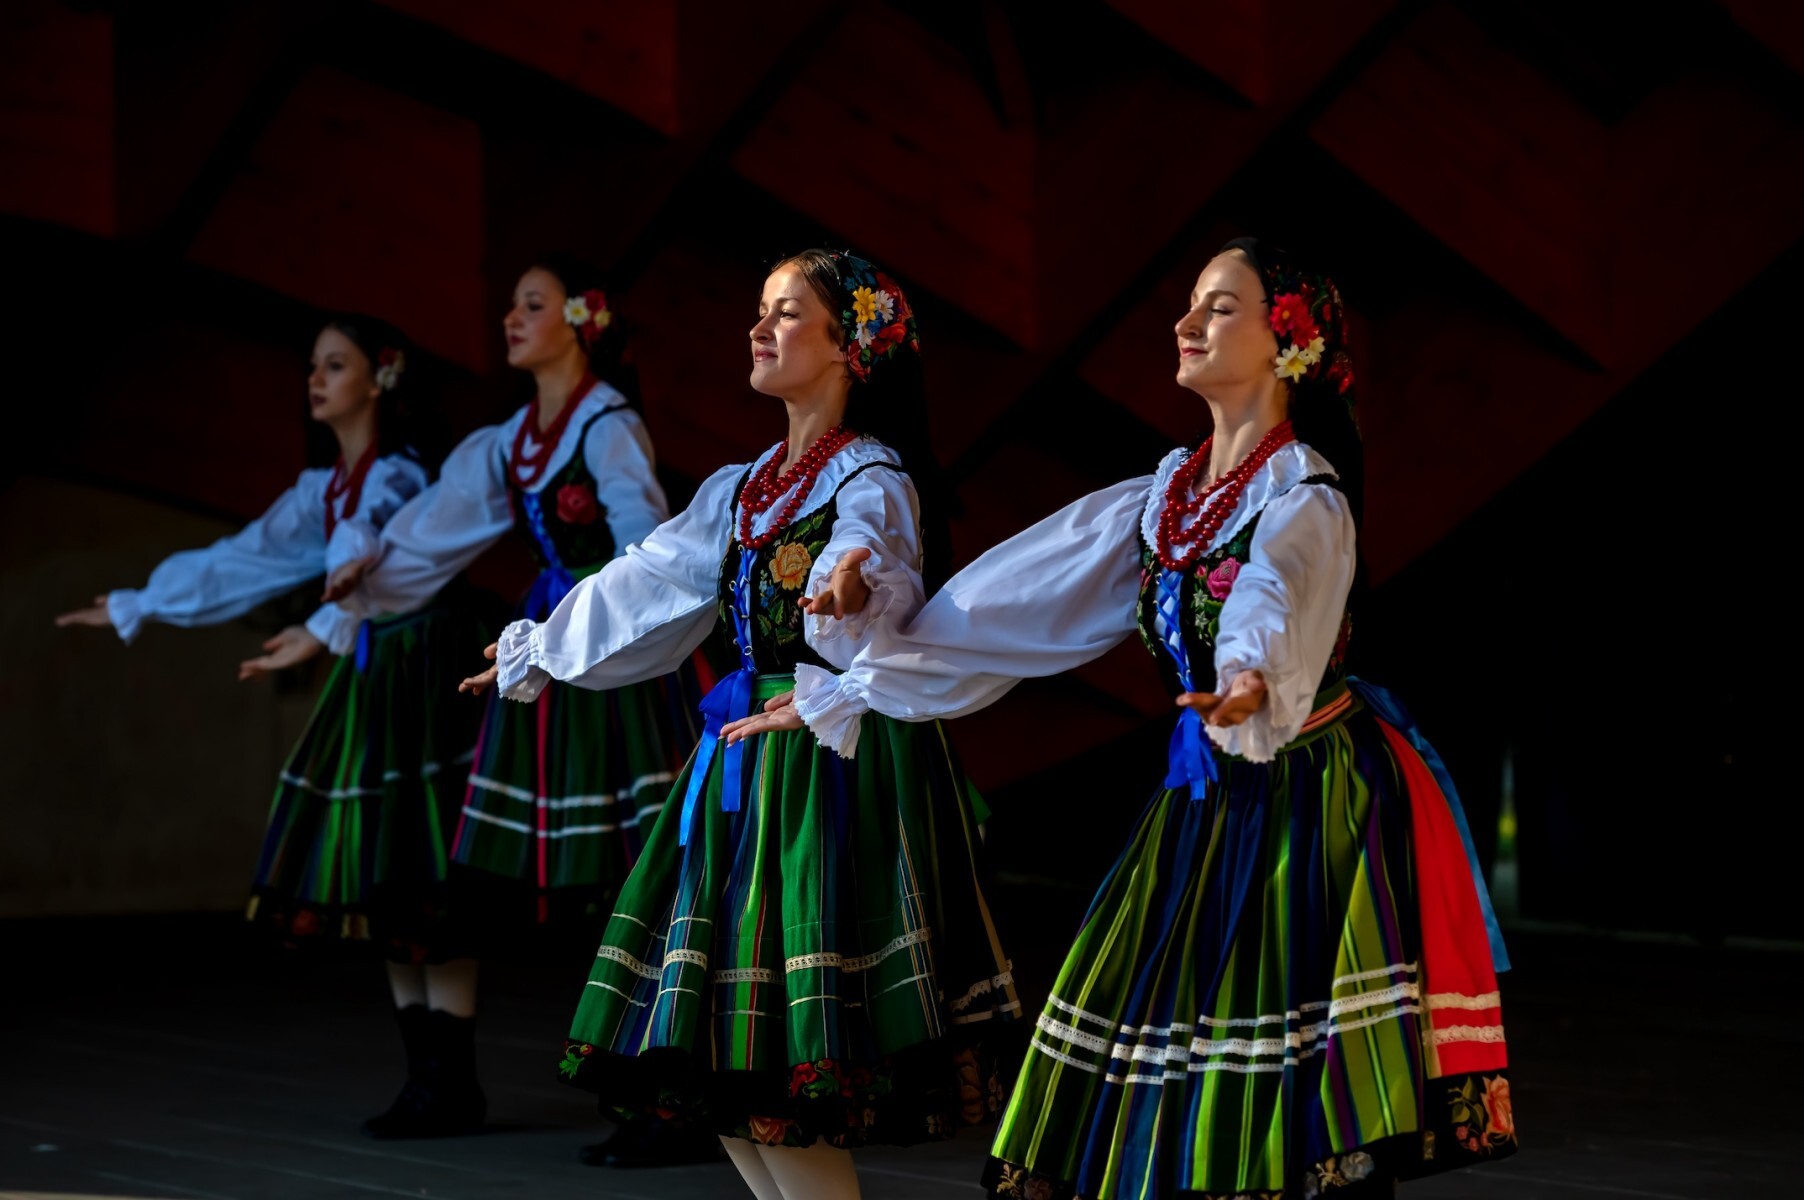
[[748, 265, 847, 397], [307, 326, 381, 426], [502, 266, 584, 371], [1173, 251, 1279, 395]]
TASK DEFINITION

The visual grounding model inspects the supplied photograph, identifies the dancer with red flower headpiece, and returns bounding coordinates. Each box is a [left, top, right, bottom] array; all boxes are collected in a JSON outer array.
[[743, 239, 1516, 1199]]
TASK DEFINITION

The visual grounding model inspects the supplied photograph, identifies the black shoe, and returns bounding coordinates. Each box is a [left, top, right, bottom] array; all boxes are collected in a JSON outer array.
[[362, 1009, 486, 1139], [579, 1115, 723, 1167]]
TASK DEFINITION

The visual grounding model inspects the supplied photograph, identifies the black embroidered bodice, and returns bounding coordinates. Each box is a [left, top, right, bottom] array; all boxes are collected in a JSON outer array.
[[715, 461, 899, 676], [1135, 478, 1353, 700], [510, 408, 625, 575]]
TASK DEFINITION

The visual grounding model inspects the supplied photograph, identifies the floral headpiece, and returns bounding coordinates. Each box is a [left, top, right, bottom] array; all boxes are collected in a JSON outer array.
[[562, 288, 613, 349], [374, 348, 405, 392], [1220, 237, 1356, 410], [831, 253, 920, 383]]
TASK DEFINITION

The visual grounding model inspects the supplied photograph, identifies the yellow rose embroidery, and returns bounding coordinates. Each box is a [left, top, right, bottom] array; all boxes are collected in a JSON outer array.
[[770, 542, 814, 590]]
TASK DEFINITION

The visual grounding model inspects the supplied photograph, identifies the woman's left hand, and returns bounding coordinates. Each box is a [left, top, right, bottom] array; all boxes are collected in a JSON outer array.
[[239, 625, 325, 681], [458, 643, 500, 695], [800, 548, 873, 621], [1176, 669, 1268, 727], [722, 691, 803, 743]]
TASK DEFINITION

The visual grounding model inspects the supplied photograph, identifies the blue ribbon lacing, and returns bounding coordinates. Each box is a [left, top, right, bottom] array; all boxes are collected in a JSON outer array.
[[678, 552, 760, 845], [1154, 568, 1219, 800], [519, 490, 577, 621]]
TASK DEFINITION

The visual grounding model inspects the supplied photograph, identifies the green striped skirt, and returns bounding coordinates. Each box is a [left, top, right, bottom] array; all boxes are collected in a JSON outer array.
[[558, 673, 1021, 1148], [985, 685, 1514, 1199], [247, 603, 484, 963], [449, 654, 700, 923]]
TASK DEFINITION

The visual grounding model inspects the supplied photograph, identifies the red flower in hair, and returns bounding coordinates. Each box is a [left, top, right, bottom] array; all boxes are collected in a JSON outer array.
[[1270, 293, 1313, 339]]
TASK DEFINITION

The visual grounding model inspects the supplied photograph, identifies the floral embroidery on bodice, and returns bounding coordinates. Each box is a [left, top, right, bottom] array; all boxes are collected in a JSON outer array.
[[716, 462, 896, 676], [510, 409, 624, 575], [1135, 483, 1352, 699]]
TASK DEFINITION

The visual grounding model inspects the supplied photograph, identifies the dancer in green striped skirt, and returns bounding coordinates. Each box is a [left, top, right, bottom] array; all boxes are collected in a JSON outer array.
[[57, 313, 488, 1134], [319, 258, 702, 1144], [464, 250, 1019, 1199], [765, 240, 1516, 1198]]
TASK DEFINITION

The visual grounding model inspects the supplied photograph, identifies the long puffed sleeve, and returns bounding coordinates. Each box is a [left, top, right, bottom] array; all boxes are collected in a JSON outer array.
[[494, 463, 743, 701], [583, 408, 669, 554], [1206, 483, 1356, 762], [803, 464, 925, 669], [793, 476, 1152, 758], [339, 425, 512, 621], [323, 454, 430, 576], [108, 473, 332, 644]]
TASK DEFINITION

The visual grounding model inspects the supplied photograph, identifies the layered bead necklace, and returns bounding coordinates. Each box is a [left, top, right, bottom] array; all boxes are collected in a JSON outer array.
[[323, 442, 378, 538], [1154, 419, 1295, 572], [736, 425, 861, 548], [509, 373, 595, 488]]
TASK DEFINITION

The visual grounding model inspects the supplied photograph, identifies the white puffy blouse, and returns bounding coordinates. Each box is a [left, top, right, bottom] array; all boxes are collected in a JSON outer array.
[[791, 441, 1357, 764], [316, 380, 668, 653], [107, 453, 429, 648], [491, 436, 925, 701]]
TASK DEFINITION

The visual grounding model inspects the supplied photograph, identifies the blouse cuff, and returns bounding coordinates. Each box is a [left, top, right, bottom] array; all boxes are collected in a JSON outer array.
[[1204, 663, 1305, 764], [305, 605, 361, 656], [805, 550, 903, 645], [496, 619, 553, 703], [107, 589, 145, 645], [324, 519, 380, 576], [794, 663, 870, 759]]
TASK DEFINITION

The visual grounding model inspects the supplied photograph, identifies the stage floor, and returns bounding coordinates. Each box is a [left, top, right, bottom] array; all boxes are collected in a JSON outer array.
[[1, 913, 1792, 1199]]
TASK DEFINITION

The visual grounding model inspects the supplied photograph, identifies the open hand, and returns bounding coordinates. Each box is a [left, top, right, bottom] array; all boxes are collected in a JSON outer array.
[[321, 555, 376, 603], [239, 625, 325, 681], [722, 691, 803, 743], [1175, 669, 1268, 728], [459, 642, 500, 695], [55, 595, 113, 629], [800, 548, 873, 621]]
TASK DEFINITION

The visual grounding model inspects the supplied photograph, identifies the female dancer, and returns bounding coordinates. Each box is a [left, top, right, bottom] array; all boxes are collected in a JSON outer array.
[[464, 250, 1019, 1200], [741, 239, 1516, 1199], [55, 315, 492, 1138], [315, 259, 702, 1142]]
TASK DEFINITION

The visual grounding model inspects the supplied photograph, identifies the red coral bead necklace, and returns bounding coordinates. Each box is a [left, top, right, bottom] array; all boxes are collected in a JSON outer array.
[[1154, 419, 1295, 573], [737, 425, 860, 549]]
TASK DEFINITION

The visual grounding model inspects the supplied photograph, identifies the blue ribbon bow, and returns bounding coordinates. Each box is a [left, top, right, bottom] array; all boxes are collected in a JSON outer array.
[[1152, 568, 1219, 800], [1165, 704, 1219, 798], [678, 668, 755, 845], [677, 551, 762, 846], [523, 564, 576, 621]]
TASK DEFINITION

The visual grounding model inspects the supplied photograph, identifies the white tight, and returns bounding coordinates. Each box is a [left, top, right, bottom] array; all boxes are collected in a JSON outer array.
[[720, 1136, 861, 1200], [385, 958, 479, 1016]]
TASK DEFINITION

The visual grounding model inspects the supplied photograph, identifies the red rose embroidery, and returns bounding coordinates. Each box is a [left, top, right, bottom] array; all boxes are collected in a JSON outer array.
[[1205, 557, 1241, 600], [556, 482, 600, 526]]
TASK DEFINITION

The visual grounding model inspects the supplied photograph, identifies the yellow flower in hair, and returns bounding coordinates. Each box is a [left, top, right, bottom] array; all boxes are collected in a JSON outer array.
[[563, 296, 592, 327], [1275, 345, 1310, 381], [594, 307, 613, 330], [852, 286, 878, 327], [1299, 335, 1326, 366]]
